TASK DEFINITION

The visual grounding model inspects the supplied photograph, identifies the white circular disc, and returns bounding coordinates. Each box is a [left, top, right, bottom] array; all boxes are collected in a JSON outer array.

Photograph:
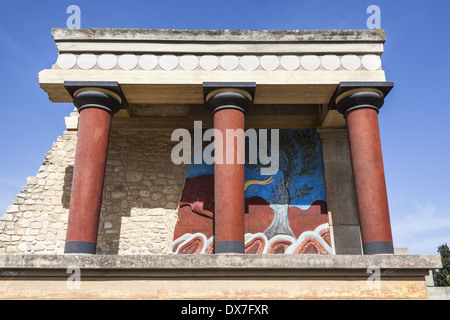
[[321, 55, 341, 71], [139, 54, 158, 70], [260, 55, 280, 71], [301, 55, 320, 71], [159, 54, 178, 71], [97, 54, 117, 70], [57, 53, 76, 69], [200, 55, 219, 71], [118, 54, 138, 70], [280, 55, 300, 71], [77, 53, 97, 70], [362, 54, 382, 71], [240, 55, 259, 71], [341, 54, 361, 71], [179, 55, 199, 71], [220, 55, 239, 71]]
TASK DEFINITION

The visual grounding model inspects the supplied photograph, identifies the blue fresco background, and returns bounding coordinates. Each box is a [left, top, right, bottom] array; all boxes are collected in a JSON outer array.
[[184, 129, 327, 209], [244, 129, 327, 209]]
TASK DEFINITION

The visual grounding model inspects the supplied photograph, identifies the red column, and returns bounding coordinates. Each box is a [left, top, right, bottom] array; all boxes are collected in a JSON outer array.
[[335, 88, 394, 254], [203, 83, 255, 254], [64, 88, 122, 254], [346, 108, 393, 254], [214, 108, 246, 254]]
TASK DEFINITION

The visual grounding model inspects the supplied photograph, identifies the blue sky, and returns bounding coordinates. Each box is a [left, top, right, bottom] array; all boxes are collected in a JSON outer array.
[[0, 0, 449, 255]]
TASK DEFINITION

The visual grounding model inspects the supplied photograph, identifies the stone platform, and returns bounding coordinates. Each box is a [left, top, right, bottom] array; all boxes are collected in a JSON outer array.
[[0, 254, 442, 299]]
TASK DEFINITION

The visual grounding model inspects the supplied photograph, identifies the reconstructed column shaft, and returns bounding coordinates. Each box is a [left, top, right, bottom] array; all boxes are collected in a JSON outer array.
[[214, 108, 246, 254], [64, 88, 121, 254], [204, 84, 255, 254], [336, 89, 394, 254]]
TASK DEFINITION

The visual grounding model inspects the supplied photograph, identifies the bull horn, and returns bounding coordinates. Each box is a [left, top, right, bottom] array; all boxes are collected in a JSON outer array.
[[244, 176, 274, 191]]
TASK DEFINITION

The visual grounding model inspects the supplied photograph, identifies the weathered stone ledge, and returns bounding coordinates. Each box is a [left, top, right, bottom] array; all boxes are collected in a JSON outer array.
[[0, 254, 442, 299], [0, 254, 441, 277], [52, 28, 386, 42]]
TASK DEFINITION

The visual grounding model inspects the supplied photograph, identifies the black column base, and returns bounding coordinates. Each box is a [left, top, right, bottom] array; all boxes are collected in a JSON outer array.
[[363, 241, 394, 255], [64, 241, 97, 254], [215, 241, 245, 254]]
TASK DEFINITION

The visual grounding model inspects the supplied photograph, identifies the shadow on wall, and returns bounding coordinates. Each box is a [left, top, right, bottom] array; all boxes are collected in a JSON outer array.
[[62, 165, 73, 209], [61, 130, 188, 255]]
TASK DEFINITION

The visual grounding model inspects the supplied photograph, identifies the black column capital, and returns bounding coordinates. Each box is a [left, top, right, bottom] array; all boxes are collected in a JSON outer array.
[[203, 82, 256, 113], [328, 81, 394, 117], [64, 81, 128, 114]]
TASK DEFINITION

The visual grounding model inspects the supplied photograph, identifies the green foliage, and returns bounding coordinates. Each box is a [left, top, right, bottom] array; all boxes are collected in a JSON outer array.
[[433, 243, 450, 287]]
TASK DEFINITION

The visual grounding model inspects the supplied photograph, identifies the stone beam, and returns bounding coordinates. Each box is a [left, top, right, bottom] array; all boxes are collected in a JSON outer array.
[[39, 29, 387, 108]]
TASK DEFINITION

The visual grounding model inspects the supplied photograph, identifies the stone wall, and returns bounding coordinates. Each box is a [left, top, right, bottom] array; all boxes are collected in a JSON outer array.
[[0, 114, 187, 255], [318, 128, 362, 255], [97, 129, 187, 254]]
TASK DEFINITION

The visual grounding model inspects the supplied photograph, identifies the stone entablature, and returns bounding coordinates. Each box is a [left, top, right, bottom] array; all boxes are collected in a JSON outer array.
[[39, 29, 386, 109], [55, 52, 382, 72]]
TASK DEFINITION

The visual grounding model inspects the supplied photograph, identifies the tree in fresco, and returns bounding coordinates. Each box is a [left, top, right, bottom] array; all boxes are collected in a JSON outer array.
[[246, 129, 318, 239]]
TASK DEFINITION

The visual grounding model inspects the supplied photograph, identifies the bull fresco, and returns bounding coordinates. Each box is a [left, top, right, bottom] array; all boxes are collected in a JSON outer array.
[[171, 129, 331, 254]]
